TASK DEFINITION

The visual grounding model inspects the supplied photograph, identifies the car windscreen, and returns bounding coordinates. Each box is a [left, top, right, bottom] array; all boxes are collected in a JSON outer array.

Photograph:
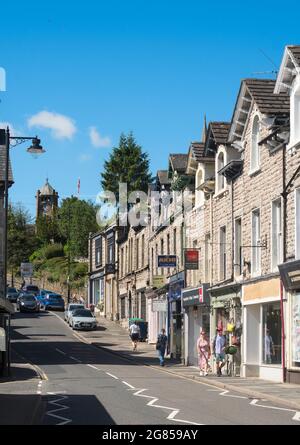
[[69, 305, 84, 311], [8, 288, 17, 293], [72, 310, 92, 317], [26, 286, 39, 292], [48, 295, 62, 300], [22, 295, 36, 302]]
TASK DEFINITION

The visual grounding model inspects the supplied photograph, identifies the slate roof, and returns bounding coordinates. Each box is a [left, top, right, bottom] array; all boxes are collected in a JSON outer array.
[[190, 142, 205, 162], [156, 170, 171, 185], [0, 144, 14, 184], [39, 179, 55, 196], [244, 79, 290, 114], [210, 122, 231, 144], [169, 154, 188, 172], [288, 45, 300, 67]]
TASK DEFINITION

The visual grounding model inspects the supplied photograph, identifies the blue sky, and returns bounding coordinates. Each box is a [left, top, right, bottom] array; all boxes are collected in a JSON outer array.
[[0, 0, 299, 216]]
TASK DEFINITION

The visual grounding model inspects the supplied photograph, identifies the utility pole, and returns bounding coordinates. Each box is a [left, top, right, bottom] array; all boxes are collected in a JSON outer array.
[[67, 201, 71, 304]]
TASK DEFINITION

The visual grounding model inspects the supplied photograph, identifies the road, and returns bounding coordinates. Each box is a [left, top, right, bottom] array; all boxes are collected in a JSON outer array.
[[7, 310, 300, 425]]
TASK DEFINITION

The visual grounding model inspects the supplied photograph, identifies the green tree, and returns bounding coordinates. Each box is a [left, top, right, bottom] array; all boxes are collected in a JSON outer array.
[[36, 212, 60, 245], [101, 132, 152, 201], [8, 204, 38, 274], [58, 197, 99, 258]]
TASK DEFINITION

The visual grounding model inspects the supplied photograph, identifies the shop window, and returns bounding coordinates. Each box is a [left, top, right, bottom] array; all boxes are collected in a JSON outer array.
[[292, 293, 300, 368], [262, 303, 281, 365]]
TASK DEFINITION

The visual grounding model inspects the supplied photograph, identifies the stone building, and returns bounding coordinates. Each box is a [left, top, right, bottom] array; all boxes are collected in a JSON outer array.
[[36, 178, 59, 219]]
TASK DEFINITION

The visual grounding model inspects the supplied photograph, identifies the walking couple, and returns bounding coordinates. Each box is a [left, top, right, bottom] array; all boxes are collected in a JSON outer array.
[[197, 328, 226, 377]]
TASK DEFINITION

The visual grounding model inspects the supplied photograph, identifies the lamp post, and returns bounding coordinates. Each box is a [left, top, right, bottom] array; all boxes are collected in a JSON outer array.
[[3, 127, 45, 300]]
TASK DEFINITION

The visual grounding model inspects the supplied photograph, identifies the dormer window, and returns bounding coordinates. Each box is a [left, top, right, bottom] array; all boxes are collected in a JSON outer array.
[[289, 75, 300, 149], [195, 168, 204, 207], [216, 151, 225, 193], [250, 115, 260, 172]]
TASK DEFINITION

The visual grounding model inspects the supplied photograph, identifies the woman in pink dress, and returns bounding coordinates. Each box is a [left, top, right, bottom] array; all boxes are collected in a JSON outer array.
[[197, 330, 211, 376]]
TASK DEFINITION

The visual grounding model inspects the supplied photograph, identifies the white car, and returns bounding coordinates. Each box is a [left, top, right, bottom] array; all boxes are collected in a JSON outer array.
[[65, 303, 85, 324], [69, 308, 97, 331]]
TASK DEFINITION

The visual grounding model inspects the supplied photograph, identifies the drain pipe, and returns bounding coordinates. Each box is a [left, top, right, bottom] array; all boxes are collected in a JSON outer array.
[[281, 143, 287, 383]]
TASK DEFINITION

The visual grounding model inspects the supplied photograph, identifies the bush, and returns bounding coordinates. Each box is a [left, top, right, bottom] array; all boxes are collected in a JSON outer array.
[[44, 244, 65, 260]]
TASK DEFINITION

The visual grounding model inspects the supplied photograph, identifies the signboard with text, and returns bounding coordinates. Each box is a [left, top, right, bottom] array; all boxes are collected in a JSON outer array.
[[184, 249, 199, 270], [20, 263, 33, 278], [152, 299, 168, 312], [152, 275, 166, 288], [157, 255, 177, 268]]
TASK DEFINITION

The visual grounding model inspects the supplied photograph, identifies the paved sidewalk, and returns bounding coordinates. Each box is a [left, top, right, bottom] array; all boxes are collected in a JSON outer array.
[[79, 314, 300, 412], [0, 349, 45, 425]]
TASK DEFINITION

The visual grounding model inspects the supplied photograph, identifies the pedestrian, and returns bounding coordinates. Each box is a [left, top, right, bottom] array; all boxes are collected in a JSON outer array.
[[212, 328, 226, 376], [156, 328, 168, 366], [265, 328, 275, 364], [197, 329, 211, 376], [129, 321, 140, 351]]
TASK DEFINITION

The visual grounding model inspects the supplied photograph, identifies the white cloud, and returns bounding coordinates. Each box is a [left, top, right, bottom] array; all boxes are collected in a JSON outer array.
[[89, 126, 111, 148], [79, 153, 92, 162], [28, 111, 77, 140]]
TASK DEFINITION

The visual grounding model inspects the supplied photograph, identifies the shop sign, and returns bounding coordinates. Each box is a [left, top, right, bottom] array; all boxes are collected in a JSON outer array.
[[152, 275, 166, 288], [184, 249, 199, 270], [182, 284, 209, 307], [158, 255, 177, 268], [20, 262, 33, 277], [169, 279, 184, 301], [152, 299, 168, 312]]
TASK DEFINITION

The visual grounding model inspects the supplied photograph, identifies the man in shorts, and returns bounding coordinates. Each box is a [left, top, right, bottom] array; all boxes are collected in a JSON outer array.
[[213, 328, 226, 376], [129, 321, 140, 351]]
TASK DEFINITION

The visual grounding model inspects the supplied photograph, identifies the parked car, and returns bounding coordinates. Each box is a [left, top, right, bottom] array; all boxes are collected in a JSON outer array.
[[17, 294, 40, 313], [69, 308, 97, 331], [65, 303, 85, 323], [6, 287, 19, 303], [42, 293, 65, 311], [21, 285, 40, 296]]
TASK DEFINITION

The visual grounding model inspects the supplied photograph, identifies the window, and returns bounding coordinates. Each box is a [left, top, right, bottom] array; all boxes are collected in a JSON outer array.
[[205, 233, 211, 283], [262, 303, 281, 365], [219, 226, 226, 281], [141, 234, 145, 267], [252, 209, 261, 274], [272, 199, 283, 270], [161, 238, 164, 275], [291, 293, 300, 368], [250, 115, 260, 172], [95, 237, 102, 267], [234, 219, 242, 277], [173, 228, 177, 254], [217, 152, 225, 192], [195, 169, 204, 207], [136, 238, 139, 270], [296, 189, 300, 260], [151, 247, 154, 275], [289, 76, 300, 148], [107, 233, 115, 264], [126, 245, 128, 274]]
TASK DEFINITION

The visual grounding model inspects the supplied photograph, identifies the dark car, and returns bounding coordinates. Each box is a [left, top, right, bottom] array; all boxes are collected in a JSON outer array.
[[21, 285, 40, 296], [7, 287, 19, 303], [17, 294, 40, 313]]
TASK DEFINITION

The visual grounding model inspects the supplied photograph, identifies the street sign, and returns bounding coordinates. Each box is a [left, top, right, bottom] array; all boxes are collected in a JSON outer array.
[[152, 275, 166, 288], [157, 255, 177, 268], [152, 299, 168, 312], [20, 263, 33, 278], [184, 249, 199, 270]]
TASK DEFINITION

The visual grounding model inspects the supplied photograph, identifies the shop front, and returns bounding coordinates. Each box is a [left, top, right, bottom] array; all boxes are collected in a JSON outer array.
[[279, 260, 300, 384], [242, 277, 283, 382], [0, 297, 14, 377], [210, 283, 242, 377], [182, 284, 210, 366], [89, 271, 105, 312], [168, 272, 185, 360], [146, 288, 168, 344]]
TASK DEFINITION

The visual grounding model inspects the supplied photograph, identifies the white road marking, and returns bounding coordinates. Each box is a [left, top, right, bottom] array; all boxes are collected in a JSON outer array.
[[46, 392, 72, 425], [106, 372, 118, 380], [87, 364, 100, 371], [250, 399, 300, 421], [69, 356, 82, 363], [122, 381, 135, 389], [218, 389, 247, 399], [55, 348, 67, 356]]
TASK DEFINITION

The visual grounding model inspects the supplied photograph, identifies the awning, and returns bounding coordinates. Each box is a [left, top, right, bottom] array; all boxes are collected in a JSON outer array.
[[279, 260, 300, 291]]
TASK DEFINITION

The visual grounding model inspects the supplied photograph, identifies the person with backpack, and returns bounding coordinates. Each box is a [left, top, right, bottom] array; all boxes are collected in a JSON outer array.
[[156, 328, 168, 366]]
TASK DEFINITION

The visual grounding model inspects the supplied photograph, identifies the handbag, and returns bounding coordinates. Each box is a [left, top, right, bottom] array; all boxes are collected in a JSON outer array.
[[156, 341, 161, 350]]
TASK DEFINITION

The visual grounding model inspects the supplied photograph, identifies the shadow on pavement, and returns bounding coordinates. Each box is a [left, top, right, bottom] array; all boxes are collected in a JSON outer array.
[[0, 393, 42, 425]]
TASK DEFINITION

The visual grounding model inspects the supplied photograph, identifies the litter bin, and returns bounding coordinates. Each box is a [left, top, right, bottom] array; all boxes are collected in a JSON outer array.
[[129, 318, 148, 342]]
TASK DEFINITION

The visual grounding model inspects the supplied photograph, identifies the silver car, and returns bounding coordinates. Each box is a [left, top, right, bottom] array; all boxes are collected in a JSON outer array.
[[64, 303, 85, 324], [69, 309, 97, 330]]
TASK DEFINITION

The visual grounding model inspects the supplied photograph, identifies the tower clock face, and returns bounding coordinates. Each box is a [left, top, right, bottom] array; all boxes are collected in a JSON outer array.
[[42, 199, 52, 213]]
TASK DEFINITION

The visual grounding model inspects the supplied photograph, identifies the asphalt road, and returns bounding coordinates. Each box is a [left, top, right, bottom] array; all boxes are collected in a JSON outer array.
[[9, 310, 300, 425]]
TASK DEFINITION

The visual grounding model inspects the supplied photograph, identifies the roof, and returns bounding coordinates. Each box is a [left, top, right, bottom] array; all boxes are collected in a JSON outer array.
[[39, 179, 55, 196], [0, 144, 14, 185], [244, 79, 289, 114], [156, 170, 171, 185], [274, 45, 300, 94], [210, 122, 231, 144], [169, 154, 188, 172], [288, 45, 300, 68], [190, 142, 205, 162]]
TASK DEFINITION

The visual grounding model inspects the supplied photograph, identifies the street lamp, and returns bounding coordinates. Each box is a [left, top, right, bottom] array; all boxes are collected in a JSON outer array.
[[2, 126, 45, 300]]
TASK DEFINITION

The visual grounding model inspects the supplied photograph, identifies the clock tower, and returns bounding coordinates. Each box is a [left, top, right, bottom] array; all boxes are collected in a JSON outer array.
[[36, 178, 59, 219]]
